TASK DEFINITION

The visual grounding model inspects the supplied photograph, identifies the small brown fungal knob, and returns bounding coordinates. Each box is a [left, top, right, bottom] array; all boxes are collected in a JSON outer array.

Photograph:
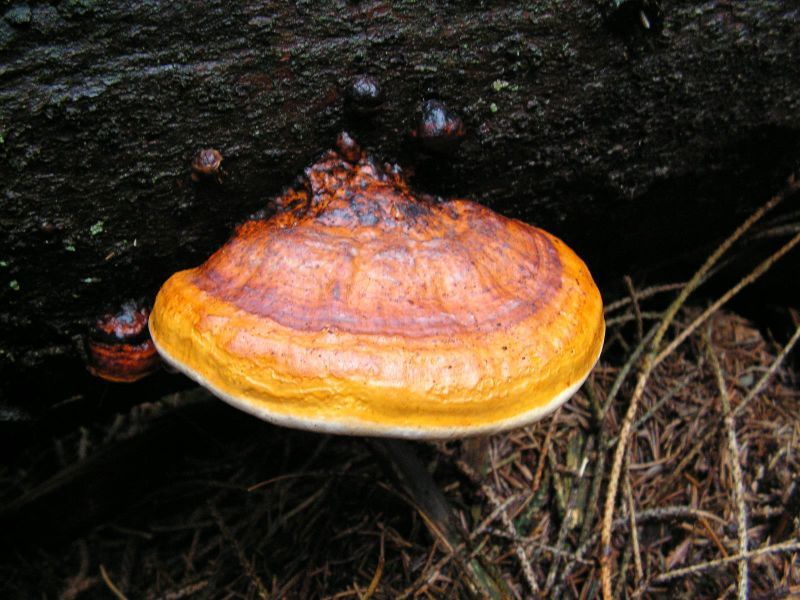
[[86, 300, 160, 383], [191, 148, 224, 182], [411, 100, 466, 153]]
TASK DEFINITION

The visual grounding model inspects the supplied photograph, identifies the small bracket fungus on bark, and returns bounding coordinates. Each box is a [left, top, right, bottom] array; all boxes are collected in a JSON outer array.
[[86, 300, 160, 383], [150, 134, 604, 439]]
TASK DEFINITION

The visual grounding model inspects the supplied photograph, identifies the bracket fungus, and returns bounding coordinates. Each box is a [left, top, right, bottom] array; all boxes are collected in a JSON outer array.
[[150, 134, 604, 439]]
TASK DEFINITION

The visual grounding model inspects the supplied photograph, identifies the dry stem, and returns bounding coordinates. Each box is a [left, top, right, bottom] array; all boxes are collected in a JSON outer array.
[[705, 331, 749, 600]]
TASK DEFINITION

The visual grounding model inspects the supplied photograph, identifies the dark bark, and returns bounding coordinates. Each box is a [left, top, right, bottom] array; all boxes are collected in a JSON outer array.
[[1, 0, 799, 415]]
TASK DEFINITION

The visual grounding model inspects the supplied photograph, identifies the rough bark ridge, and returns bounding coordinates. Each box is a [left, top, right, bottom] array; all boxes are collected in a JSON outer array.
[[0, 1, 798, 415]]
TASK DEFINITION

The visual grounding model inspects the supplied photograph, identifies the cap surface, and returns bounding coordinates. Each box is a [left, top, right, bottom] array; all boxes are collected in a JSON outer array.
[[149, 142, 605, 439]]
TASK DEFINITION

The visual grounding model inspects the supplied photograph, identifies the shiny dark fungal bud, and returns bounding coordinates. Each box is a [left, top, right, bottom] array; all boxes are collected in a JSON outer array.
[[86, 300, 160, 383], [345, 75, 384, 113], [412, 100, 466, 153], [191, 148, 224, 182]]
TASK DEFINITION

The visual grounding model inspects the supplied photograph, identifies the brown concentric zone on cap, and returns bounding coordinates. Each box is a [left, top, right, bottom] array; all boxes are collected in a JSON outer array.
[[190, 151, 562, 337]]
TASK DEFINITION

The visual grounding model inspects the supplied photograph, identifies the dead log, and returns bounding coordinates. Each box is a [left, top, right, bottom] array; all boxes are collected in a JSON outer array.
[[0, 1, 798, 415]]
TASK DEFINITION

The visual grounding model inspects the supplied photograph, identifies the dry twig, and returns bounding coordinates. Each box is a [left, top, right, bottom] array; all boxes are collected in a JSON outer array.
[[705, 332, 749, 600], [649, 540, 800, 585], [99, 565, 128, 600]]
